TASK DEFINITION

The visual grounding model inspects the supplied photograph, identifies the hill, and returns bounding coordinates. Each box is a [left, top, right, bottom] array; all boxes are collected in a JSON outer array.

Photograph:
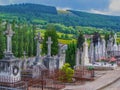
[[0, 3, 120, 31], [0, 3, 57, 15]]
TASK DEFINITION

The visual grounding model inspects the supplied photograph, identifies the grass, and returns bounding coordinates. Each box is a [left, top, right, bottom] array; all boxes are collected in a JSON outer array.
[[36, 29, 75, 44]]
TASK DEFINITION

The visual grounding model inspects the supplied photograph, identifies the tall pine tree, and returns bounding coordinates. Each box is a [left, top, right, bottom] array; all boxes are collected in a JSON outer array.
[[66, 42, 76, 68], [42, 24, 58, 55], [0, 20, 6, 59]]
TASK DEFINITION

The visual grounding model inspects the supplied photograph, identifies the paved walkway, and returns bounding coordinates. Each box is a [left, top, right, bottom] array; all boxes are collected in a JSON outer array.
[[63, 68, 120, 90], [102, 78, 120, 90]]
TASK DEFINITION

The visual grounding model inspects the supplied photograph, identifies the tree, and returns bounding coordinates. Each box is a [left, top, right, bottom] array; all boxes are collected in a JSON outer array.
[[0, 22, 6, 59], [32, 25, 37, 56], [66, 42, 76, 68], [17, 24, 24, 57], [42, 24, 58, 55], [28, 28, 33, 56], [105, 32, 109, 47], [77, 31, 85, 49]]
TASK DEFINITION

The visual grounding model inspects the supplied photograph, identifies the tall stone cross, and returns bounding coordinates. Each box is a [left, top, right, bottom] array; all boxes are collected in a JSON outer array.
[[58, 44, 62, 57], [46, 37, 53, 57], [23, 51, 26, 60], [4, 24, 15, 53], [114, 33, 117, 44], [35, 32, 42, 57]]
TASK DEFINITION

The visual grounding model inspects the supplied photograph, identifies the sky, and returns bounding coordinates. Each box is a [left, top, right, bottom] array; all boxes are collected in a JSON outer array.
[[0, 0, 120, 16]]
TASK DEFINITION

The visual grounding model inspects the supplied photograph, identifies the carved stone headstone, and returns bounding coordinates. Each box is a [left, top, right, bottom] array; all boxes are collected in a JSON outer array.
[[113, 33, 118, 51], [81, 38, 90, 65], [23, 51, 27, 70], [4, 24, 15, 58], [89, 39, 94, 63], [46, 37, 53, 57], [34, 32, 43, 65], [35, 32, 42, 57], [0, 24, 21, 83], [76, 48, 80, 66], [101, 38, 106, 57]]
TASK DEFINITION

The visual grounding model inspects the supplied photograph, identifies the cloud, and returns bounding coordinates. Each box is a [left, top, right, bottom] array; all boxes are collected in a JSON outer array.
[[109, 0, 120, 12], [57, 7, 71, 11], [0, 0, 16, 5], [0, 0, 120, 16], [90, 9, 109, 15], [89, 0, 120, 16], [108, 0, 120, 15]]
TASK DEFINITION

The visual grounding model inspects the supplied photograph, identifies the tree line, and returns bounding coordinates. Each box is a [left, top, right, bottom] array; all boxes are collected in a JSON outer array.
[[0, 21, 37, 59]]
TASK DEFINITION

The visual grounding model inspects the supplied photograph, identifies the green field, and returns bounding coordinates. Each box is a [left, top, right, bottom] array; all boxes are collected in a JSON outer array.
[[36, 29, 75, 44]]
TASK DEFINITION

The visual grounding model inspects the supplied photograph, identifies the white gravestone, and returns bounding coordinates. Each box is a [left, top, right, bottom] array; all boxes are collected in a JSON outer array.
[[81, 38, 90, 65]]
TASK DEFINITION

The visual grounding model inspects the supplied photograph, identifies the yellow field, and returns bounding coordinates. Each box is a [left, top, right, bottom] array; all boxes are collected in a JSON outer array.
[[58, 39, 76, 44], [36, 29, 75, 44]]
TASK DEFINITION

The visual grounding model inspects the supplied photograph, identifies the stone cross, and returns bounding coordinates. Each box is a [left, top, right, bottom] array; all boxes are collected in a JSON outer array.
[[58, 44, 62, 57], [114, 33, 117, 44], [101, 38, 106, 57], [35, 32, 42, 57], [76, 48, 80, 66], [89, 38, 94, 63], [23, 51, 27, 70], [4, 24, 15, 53], [23, 51, 26, 59], [46, 37, 53, 57]]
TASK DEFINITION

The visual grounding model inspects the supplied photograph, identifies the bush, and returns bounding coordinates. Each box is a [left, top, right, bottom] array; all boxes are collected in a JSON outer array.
[[60, 63, 74, 82]]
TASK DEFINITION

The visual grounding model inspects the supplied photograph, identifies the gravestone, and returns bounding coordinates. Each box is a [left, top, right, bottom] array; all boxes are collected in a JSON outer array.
[[22, 51, 27, 70], [81, 38, 90, 65], [0, 24, 21, 83], [44, 37, 54, 71], [89, 39, 94, 63], [75, 48, 80, 66], [34, 32, 43, 65], [107, 35, 113, 51], [113, 33, 118, 51], [46, 37, 53, 57], [92, 32, 101, 63], [57, 44, 67, 69], [101, 38, 106, 58]]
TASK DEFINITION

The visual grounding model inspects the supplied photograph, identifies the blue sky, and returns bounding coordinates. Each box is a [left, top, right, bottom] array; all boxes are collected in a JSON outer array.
[[0, 0, 120, 16]]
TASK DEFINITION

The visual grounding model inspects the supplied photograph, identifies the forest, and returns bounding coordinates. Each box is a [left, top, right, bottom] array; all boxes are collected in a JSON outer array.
[[0, 3, 120, 31]]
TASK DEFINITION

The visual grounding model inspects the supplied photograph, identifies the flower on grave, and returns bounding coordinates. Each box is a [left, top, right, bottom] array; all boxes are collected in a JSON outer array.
[[87, 66, 94, 70], [100, 57, 107, 62], [109, 57, 116, 63]]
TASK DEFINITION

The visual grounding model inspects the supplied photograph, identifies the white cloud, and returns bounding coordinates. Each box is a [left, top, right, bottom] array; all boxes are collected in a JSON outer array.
[[108, 0, 120, 15], [89, 0, 120, 16], [56, 7, 71, 11], [90, 9, 109, 15], [109, 0, 120, 12]]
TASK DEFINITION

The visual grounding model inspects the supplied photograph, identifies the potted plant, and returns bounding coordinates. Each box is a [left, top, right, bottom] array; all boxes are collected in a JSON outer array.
[[87, 66, 95, 77], [87, 66, 94, 71]]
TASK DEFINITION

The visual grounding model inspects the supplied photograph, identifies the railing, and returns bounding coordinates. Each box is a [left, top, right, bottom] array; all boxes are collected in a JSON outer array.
[[0, 76, 27, 90], [73, 69, 94, 81]]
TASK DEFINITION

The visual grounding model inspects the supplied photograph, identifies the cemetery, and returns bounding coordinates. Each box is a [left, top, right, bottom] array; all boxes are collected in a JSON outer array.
[[0, 23, 120, 90]]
